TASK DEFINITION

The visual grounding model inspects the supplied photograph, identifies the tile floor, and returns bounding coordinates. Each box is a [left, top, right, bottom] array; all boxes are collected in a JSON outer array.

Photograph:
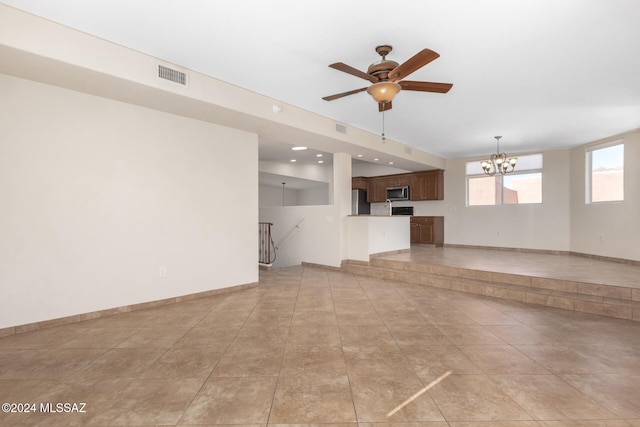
[[373, 245, 640, 289], [1, 263, 640, 426]]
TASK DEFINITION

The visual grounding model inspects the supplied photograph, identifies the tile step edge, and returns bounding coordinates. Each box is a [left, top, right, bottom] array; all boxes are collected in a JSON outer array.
[[341, 261, 640, 322]]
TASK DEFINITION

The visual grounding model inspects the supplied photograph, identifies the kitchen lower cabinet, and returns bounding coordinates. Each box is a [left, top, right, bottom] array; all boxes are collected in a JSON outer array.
[[410, 216, 444, 246]]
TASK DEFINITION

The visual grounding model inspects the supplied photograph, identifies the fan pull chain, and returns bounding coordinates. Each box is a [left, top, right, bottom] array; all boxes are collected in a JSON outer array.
[[381, 109, 386, 141]]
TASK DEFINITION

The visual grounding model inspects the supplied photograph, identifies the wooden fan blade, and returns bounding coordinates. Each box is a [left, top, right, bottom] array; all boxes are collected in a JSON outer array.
[[322, 87, 368, 101], [399, 81, 453, 93], [388, 49, 440, 82], [378, 101, 392, 112], [329, 62, 379, 83]]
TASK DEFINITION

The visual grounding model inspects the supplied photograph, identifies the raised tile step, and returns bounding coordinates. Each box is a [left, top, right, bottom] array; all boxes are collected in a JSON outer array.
[[368, 257, 636, 301], [342, 259, 640, 322]]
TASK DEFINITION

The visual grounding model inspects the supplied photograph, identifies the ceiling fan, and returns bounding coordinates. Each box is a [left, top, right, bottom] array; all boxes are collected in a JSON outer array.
[[323, 45, 453, 112]]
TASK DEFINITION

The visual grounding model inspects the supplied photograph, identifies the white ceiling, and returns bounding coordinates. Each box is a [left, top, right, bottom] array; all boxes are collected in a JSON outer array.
[[3, 0, 640, 162]]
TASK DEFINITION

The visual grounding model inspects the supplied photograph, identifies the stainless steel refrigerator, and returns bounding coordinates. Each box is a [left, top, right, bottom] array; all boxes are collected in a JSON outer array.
[[351, 189, 370, 215]]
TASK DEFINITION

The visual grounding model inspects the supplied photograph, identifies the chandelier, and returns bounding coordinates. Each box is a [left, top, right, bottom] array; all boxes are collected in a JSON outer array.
[[480, 136, 517, 176]]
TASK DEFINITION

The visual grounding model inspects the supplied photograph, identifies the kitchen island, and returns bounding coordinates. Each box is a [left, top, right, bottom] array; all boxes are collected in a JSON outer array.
[[346, 215, 410, 262]]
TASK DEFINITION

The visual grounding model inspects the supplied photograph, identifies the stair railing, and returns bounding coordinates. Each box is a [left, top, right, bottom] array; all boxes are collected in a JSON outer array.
[[274, 217, 305, 251], [258, 222, 276, 266]]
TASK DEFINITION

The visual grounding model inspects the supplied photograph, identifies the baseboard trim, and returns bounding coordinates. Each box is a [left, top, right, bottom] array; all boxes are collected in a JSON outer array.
[[341, 259, 370, 267], [444, 243, 570, 256], [301, 261, 342, 271], [569, 251, 640, 266], [371, 248, 412, 257], [0, 282, 258, 338]]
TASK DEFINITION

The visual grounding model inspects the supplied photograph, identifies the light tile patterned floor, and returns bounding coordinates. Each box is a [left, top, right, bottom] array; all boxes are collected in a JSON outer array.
[[374, 245, 640, 289], [1, 261, 640, 426]]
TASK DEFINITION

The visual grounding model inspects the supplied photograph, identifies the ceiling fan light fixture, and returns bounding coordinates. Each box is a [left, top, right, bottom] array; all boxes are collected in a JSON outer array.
[[324, 45, 451, 111], [366, 81, 401, 103]]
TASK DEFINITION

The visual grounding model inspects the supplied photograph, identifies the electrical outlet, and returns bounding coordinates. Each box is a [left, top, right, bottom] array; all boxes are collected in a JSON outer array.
[[159, 267, 167, 278]]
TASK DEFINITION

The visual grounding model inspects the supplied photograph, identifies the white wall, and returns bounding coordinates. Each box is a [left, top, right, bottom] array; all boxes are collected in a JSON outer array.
[[334, 153, 353, 261], [346, 216, 411, 261], [259, 161, 332, 186], [258, 153, 349, 268], [259, 160, 331, 206], [299, 186, 329, 205], [0, 75, 259, 329], [352, 161, 411, 177], [259, 205, 341, 268], [259, 184, 329, 207], [570, 130, 640, 261], [259, 184, 299, 206]]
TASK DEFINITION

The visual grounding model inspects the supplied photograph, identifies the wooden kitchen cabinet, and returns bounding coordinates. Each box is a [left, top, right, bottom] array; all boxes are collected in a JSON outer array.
[[410, 216, 444, 246], [386, 175, 410, 187], [410, 221, 420, 243], [353, 169, 444, 202], [409, 170, 444, 201], [352, 176, 368, 190], [367, 177, 389, 202], [368, 175, 409, 202]]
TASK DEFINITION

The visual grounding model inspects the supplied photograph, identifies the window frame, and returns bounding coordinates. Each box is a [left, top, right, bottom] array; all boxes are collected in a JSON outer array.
[[585, 139, 624, 204], [466, 153, 543, 207]]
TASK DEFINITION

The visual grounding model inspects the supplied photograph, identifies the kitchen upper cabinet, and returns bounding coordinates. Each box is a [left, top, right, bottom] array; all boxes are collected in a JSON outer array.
[[409, 170, 444, 201], [367, 177, 388, 202], [352, 177, 368, 190], [386, 175, 410, 187], [410, 216, 444, 246], [353, 169, 444, 203]]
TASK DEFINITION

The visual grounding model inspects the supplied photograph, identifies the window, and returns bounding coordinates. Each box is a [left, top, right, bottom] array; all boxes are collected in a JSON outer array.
[[503, 172, 542, 204], [586, 141, 624, 203], [466, 154, 543, 206]]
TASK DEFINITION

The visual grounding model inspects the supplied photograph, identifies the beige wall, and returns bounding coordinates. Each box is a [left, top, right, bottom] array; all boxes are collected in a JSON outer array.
[[259, 205, 342, 268], [399, 148, 572, 252], [396, 132, 639, 261], [570, 130, 640, 260], [0, 75, 259, 329], [259, 184, 329, 207]]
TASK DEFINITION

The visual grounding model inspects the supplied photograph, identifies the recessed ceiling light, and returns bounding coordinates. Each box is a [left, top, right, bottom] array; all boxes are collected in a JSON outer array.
[[316, 154, 323, 157], [389, 161, 394, 165], [291, 146, 307, 151], [318, 160, 324, 164], [357, 154, 363, 158], [290, 159, 297, 162], [374, 158, 379, 161]]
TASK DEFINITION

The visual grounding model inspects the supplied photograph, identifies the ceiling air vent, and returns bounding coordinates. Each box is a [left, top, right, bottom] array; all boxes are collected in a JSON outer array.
[[335, 123, 347, 134], [158, 65, 187, 86]]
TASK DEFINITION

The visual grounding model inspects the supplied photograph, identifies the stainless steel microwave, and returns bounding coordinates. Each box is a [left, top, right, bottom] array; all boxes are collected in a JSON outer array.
[[386, 185, 409, 201]]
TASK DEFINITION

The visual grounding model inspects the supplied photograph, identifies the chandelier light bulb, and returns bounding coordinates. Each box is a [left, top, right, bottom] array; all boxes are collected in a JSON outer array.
[[479, 136, 517, 176]]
